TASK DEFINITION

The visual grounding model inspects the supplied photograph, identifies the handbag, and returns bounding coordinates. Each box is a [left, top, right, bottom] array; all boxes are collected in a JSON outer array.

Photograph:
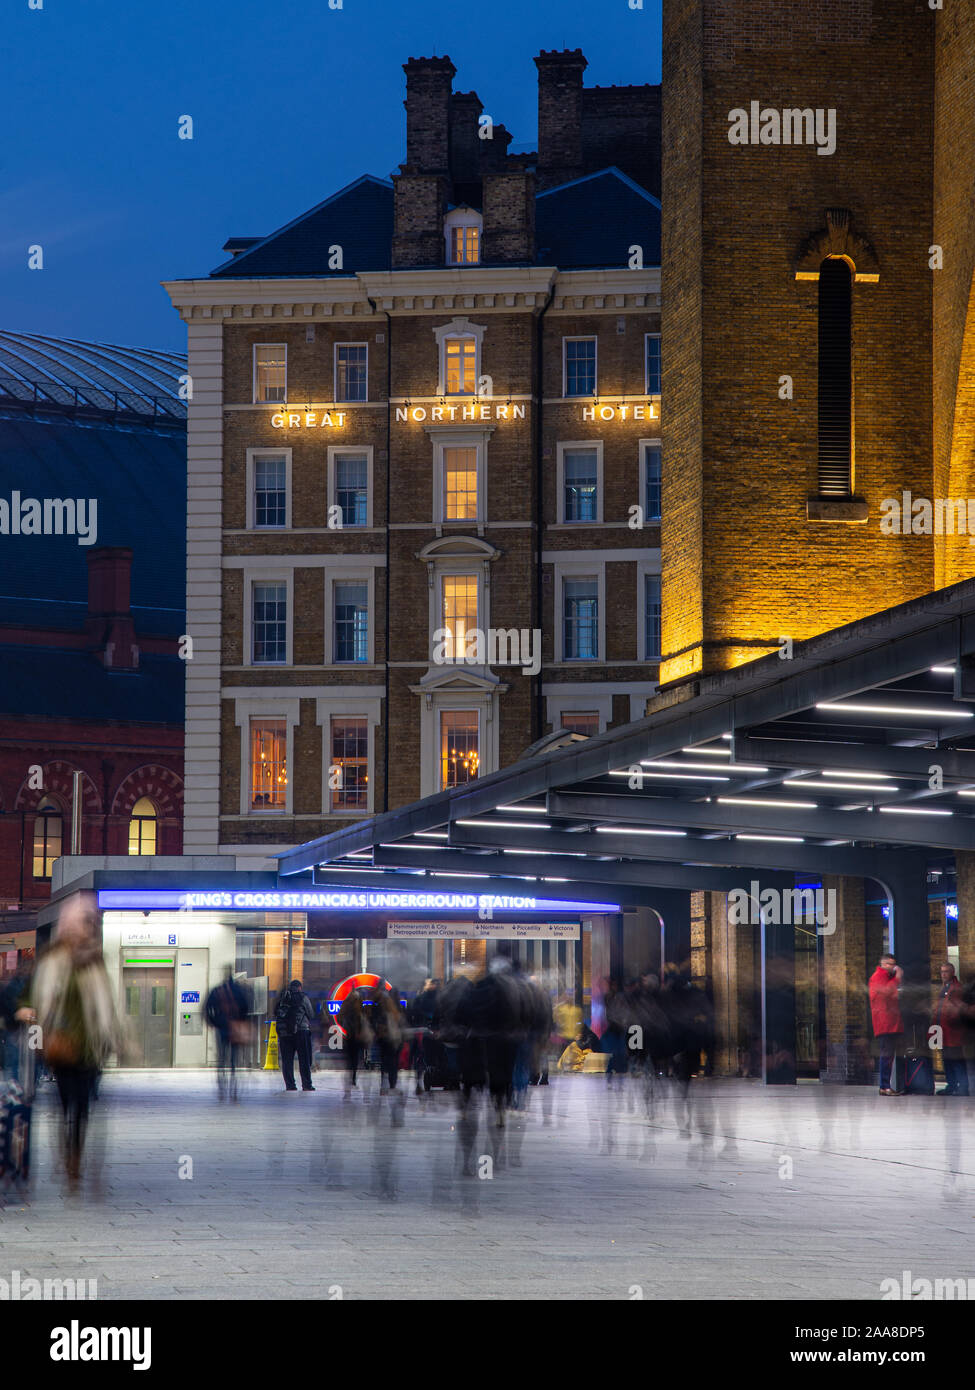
[[229, 1019, 253, 1045], [44, 1029, 81, 1068]]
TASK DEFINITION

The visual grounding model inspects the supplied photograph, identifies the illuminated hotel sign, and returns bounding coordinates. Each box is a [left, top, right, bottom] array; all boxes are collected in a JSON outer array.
[[271, 411, 346, 428], [396, 403, 525, 422], [97, 889, 620, 914], [581, 401, 658, 421]]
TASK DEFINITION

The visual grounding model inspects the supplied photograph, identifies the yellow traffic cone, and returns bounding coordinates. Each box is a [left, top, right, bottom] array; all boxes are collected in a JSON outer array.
[[264, 1022, 280, 1070]]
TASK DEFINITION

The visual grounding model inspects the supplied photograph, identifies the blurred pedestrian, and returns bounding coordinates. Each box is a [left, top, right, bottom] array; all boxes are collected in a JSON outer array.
[[0, 962, 35, 1081], [204, 967, 252, 1101], [371, 986, 405, 1094], [275, 979, 315, 1092], [869, 953, 904, 1096], [31, 894, 120, 1185], [337, 988, 372, 1095], [933, 962, 968, 1096]]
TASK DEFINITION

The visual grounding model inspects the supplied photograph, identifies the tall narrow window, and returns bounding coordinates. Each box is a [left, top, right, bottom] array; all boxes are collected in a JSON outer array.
[[450, 224, 480, 265], [563, 449, 598, 521], [252, 582, 287, 664], [645, 573, 662, 661], [441, 711, 479, 789], [250, 720, 287, 810], [330, 717, 369, 811], [334, 582, 369, 663], [335, 344, 368, 402], [254, 345, 286, 403], [643, 444, 661, 522], [817, 257, 853, 495], [335, 455, 368, 526], [563, 578, 598, 660], [442, 575, 478, 661], [444, 337, 477, 395], [645, 334, 662, 395], [128, 797, 157, 855], [32, 798, 62, 879], [443, 448, 478, 521], [563, 338, 597, 397], [254, 455, 287, 528]]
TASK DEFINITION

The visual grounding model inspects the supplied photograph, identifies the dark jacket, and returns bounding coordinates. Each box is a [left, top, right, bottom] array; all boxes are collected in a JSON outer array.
[[275, 987, 314, 1036], [205, 978, 250, 1038]]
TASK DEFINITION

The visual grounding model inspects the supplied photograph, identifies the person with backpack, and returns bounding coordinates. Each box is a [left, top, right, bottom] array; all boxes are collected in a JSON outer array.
[[275, 979, 315, 1092], [869, 953, 904, 1095], [204, 968, 252, 1101]]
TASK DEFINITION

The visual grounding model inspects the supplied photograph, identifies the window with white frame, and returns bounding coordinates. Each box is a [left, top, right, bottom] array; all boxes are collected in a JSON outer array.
[[645, 334, 661, 395], [441, 709, 479, 788], [444, 209, 482, 266], [330, 716, 369, 812], [563, 337, 597, 397], [252, 582, 287, 664], [443, 447, 478, 521], [562, 446, 599, 522], [250, 719, 287, 810], [333, 581, 369, 663], [254, 344, 286, 403], [253, 453, 288, 528], [563, 577, 599, 660], [335, 343, 368, 402], [444, 336, 477, 395], [561, 711, 599, 737], [333, 452, 369, 527], [441, 573, 478, 661], [642, 442, 661, 522], [645, 573, 662, 660]]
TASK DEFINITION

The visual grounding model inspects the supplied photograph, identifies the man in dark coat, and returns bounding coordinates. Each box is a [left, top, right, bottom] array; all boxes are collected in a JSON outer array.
[[275, 979, 315, 1092]]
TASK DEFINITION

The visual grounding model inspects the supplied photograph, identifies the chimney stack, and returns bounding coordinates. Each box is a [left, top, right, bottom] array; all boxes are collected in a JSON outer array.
[[535, 49, 587, 190], [403, 55, 456, 172], [85, 547, 139, 670]]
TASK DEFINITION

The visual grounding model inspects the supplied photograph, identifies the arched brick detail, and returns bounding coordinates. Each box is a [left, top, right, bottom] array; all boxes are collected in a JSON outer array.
[[14, 762, 101, 814], [111, 765, 183, 819], [795, 208, 880, 280]]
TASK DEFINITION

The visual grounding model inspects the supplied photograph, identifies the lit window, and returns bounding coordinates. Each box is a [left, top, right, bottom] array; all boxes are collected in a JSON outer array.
[[564, 338, 597, 397], [442, 575, 477, 661], [563, 449, 598, 522], [254, 345, 286, 403], [443, 448, 477, 521], [250, 720, 287, 810], [32, 798, 62, 879], [645, 573, 661, 661], [450, 224, 480, 265], [441, 711, 479, 789], [252, 582, 287, 664], [254, 455, 287, 528], [643, 444, 661, 522], [334, 582, 368, 663], [128, 797, 157, 855], [335, 455, 368, 526], [645, 335, 661, 395], [336, 344, 368, 402], [331, 717, 368, 812], [445, 337, 477, 395], [561, 712, 599, 738], [563, 578, 598, 660]]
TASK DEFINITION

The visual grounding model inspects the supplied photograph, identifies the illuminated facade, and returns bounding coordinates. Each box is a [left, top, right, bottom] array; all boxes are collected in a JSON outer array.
[[165, 49, 664, 861]]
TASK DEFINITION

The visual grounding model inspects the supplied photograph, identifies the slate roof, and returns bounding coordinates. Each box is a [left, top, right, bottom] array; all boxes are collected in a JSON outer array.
[[0, 645, 184, 724], [209, 168, 659, 277]]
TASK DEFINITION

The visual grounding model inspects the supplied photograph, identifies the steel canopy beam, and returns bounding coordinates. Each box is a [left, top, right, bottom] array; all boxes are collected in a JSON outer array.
[[546, 789, 975, 852], [733, 733, 975, 782]]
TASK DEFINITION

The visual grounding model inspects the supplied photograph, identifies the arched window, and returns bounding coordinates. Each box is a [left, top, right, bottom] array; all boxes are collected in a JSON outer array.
[[32, 798, 62, 879], [128, 797, 157, 855], [817, 256, 853, 495]]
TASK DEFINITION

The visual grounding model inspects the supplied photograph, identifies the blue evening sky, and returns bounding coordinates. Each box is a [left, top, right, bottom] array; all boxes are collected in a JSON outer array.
[[2, 0, 661, 355]]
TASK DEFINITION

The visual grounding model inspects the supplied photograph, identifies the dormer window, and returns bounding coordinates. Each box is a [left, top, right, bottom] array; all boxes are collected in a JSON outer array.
[[444, 208, 482, 266]]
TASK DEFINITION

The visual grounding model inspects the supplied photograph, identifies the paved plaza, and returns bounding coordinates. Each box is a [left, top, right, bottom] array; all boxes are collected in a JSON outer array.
[[2, 1067, 973, 1301]]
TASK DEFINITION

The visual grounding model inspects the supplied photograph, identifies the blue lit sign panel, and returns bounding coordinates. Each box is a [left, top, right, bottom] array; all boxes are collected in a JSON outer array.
[[97, 888, 620, 915]]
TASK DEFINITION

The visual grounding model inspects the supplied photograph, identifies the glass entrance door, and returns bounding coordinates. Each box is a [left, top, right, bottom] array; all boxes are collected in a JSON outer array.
[[122, 967, 174, 1067]]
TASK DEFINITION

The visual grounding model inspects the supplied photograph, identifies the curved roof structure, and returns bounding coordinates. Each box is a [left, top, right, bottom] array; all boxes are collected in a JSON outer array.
[[0, 330, 186, 425]]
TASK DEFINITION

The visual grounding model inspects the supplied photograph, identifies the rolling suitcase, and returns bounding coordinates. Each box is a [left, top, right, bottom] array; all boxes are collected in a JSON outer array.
[[901, 1053, 934, 1096]]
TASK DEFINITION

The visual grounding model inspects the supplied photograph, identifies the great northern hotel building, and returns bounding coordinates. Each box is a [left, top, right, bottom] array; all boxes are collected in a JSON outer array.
[[165, 50, 663, 863]]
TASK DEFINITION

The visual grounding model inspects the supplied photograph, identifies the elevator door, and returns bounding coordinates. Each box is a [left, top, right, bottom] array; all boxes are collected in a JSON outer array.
[[122, 968, 174, 1067]]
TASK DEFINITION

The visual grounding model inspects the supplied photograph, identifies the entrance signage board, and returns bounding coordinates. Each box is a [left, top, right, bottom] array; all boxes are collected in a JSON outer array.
[[387, 921, 581, 940], [98, 889, 619, 914]]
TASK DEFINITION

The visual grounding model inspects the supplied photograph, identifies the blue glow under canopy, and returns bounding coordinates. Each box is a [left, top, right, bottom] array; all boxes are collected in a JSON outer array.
[[97, 889, 621, 914]]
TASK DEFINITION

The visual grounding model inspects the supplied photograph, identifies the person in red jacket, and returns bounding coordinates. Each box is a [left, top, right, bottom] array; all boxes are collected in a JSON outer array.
[[869, 954, 903, 1095], [933, 962, 969, 1096]]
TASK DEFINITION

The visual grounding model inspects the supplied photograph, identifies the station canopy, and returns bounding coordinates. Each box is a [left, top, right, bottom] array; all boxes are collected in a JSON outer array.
[[278, 578, 975, 912]]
